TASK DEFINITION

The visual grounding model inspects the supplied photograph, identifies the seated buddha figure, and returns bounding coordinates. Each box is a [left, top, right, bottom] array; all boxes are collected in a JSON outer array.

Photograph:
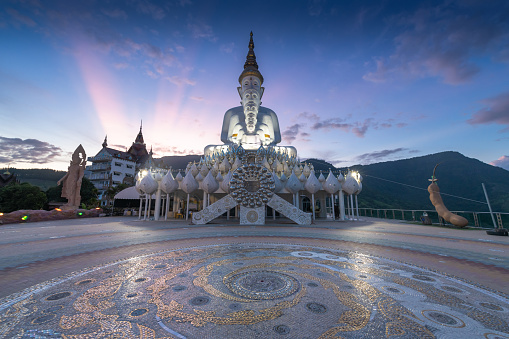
[[220, 32, 281, 150]]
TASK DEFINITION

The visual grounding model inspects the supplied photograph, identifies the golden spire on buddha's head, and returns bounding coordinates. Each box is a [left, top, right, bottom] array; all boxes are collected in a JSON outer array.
[[239, 31, 264, 84]]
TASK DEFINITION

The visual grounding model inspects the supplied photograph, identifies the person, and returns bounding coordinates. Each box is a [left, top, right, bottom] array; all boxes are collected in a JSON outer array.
[[58, 145, 86, 209]]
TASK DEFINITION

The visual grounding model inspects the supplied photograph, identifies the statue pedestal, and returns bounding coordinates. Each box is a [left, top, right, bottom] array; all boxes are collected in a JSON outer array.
[[240, 206, 265, 225]]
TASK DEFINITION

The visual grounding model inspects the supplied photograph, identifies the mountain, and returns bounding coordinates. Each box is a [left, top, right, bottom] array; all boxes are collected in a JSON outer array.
[[7, 151, 509, 212], [159, 155, 202, 171], [335, 151, 509, 212], [5, 168, 66, 191]]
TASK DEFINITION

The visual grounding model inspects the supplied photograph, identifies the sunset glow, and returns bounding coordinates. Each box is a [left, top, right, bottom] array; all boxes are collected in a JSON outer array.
[[0, 1, 508, 171]]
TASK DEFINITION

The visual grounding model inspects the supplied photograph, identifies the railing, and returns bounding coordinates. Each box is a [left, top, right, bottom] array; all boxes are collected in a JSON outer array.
[[88, 164, 111, 171], [358, 208, 507, 229], [88, 155, 112, 162], [89, 173, 110, 180]]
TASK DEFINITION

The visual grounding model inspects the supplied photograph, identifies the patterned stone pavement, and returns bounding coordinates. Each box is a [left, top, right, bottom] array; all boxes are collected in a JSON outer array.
[[0, 217, 508, 338]]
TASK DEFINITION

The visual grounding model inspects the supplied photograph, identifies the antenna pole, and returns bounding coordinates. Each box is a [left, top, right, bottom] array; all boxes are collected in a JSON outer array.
[[482, 183, 497, 229]]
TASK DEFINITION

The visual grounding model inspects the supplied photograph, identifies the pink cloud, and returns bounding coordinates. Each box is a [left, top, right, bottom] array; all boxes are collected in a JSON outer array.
[[490, 155, 509, 171], [468, 91, 509, 132]]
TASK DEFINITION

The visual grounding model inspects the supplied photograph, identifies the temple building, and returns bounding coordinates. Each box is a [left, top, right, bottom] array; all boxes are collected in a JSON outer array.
[[134, 33, 363, 224], [0, 168, 19, 188], [86, 125, 151, 205]]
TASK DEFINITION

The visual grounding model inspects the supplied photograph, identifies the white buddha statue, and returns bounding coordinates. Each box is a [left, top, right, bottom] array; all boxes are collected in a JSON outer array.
[[205, 32, 295, 158], [220, 32, 281, 150]]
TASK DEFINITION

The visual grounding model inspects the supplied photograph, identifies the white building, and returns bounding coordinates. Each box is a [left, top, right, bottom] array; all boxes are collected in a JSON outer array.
[[86, 127, 149, 206]]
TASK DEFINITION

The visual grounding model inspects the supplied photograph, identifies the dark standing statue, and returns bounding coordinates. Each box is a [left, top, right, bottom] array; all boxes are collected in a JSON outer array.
[[58, 145, 86, 210]]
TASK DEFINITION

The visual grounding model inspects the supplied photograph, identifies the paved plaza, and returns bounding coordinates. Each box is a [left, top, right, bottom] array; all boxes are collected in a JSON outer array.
[[0, 216, 508, 338]]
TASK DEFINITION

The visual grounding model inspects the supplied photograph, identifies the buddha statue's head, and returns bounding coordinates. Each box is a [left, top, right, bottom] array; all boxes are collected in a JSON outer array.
[[238, 32, 265, 134]]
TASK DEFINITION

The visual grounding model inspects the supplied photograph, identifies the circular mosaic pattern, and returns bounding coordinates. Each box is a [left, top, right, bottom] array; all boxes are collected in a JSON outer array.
[[441, 285, 463, 293], [246, 210, 259, 223], [306, 302, 327, 313], [172, 285, 187, 292], [189, 296, 210, 306], [412, 274, 436, 282], [273, 324, 291, 335], [383, 286, 404, 294], [224, 270, 300, 300], [422, 310, 465, 328], [76, 279, 94, 286], [228, 303, 242, 310], [44, 292, 71, 301], [130, 308, 148, 317], [1, 244, 508, 339], [229, 163, 275, 207]]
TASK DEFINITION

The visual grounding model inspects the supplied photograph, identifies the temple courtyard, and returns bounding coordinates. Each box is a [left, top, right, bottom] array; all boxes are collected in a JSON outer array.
[[0, 217, 508, 338]]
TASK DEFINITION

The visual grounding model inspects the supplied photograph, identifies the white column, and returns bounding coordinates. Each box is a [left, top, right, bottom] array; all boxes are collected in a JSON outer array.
[[147, 195, 152, 220], [339, 190, 345, 221], [186, 194, 190, 220], [311, 193, 315, 221], [355, 195, 360, 220], [154, 188, 162, 221], [350, 194, 355, 221], [331, 194, 335, 221], [165, 193, 169, 220], [138, 196, 143, 220], [144, 195, 149, 220]]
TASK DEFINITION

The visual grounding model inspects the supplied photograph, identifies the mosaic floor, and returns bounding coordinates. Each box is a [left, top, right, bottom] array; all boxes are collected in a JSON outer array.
[[1, 243, 508, 339]]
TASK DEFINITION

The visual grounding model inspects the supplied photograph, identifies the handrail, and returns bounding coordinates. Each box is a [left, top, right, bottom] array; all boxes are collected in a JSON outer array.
[[357, 208, 507, 228]]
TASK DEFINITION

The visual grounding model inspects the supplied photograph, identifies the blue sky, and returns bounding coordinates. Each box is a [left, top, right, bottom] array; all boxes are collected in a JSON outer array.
[[1, 0, 508, 171]]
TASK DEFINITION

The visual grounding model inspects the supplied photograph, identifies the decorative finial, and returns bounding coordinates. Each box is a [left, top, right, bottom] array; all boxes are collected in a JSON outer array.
[[239, 31, 264, 84], [102, 135, 108, 148]]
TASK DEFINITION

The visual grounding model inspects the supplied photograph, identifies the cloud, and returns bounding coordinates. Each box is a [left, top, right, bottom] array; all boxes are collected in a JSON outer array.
[[110, 144, 127, 151], [294, 112, 408, 139], [153, 145, 201, 155], [187, 19, 216, 41], [282, 124, 303, 143], [308, 116, 406, 137], [0, 136, 63, 164], [190, 96, 204, 101], [220, 42, 235, 53], [308, 0, 326, 16], [114, 62, 129, 69], [311, 118, 351, 132], [467, 91, 509, 132], [490, 155, 509, 171], [101, 8, 128, 19], [136, 1, 166, 20], [355, 148, 410, 164], [364, 2, 509, 85], [165, 75, 196, 86], [6, 8, 36, 27]]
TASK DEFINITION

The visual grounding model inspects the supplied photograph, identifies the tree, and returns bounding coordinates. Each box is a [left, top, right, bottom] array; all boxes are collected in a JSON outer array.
[[105, 183, 130, 202], [45, 177, 98, 208], [0, 182, 47, 213], [80, 177, 99, 207]]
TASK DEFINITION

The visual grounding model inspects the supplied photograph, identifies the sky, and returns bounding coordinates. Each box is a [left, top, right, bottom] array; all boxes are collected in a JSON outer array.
[[1, 0, 508, 171]]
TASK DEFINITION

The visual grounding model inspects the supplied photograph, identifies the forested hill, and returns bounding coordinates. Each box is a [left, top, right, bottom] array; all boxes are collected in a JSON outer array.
[[307, 151, 509, 212], [7, 151, 509, 212], [6, 168, 66, 191]]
